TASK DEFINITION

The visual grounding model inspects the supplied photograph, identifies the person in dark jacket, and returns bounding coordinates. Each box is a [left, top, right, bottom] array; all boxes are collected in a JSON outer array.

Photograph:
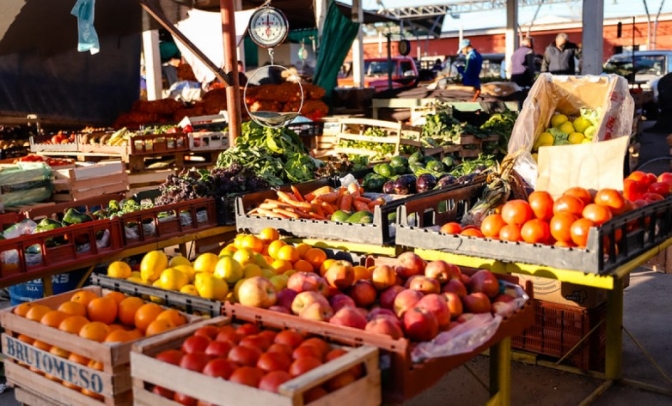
[[511, 37, 536, 88], [456, 39, 483, 101], [541, 33, 580, 75]]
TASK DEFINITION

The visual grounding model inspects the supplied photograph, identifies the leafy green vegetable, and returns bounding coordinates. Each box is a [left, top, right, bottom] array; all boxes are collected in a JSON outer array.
[[548, 127, 569, 145]]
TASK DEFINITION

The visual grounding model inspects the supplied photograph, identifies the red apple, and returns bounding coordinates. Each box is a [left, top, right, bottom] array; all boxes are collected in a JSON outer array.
[[367, 307, 397, 321], [329, 306, 367, 329], [396, 252, 426, 279], [407, 275, 441, 294], [402, 307, 439, 342], [463, 292, 492, 314], [416, 294, 450, 327], [276, 289, 298, 310], [237, 276, 277, 308], [460, 273, 471, 286], [329, 294, 356, 313], [268, 305, 292, 314], [493, 293, 515, 303], [441, 292, 464, 319], [424, 260, 455, 284], [379, 285, 405, 309], [456, 313, 477, 324], [393, 289, 424, 318], [371, 265, 397, 290], [348, 280, 377, 308], [291, 291, 329, 315], [442, 279, 467, 297], [365, 317, 403, 339], [299, 301, 334, 321], [324, 261, 355, 289], [287, 272, 328, 294], [469, 270, 500, 298]]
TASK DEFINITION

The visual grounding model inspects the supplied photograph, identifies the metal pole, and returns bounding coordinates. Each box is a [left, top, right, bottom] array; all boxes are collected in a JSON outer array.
[[632, 16, 636, 84], [221, 0, 242, 142], [387, 33, 393, 91], [652, 0, 666, 50], [643, 0, 651, 50]]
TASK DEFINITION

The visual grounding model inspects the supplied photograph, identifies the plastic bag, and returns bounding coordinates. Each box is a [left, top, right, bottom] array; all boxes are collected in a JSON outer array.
[[0, 163, 53, 207], [509, 74, 634, 188], [71, 0, 100, 55]]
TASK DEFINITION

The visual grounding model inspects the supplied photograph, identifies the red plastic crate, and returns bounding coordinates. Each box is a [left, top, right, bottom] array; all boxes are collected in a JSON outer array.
[[512, 300, 606, 371], [0, 212, 22, 232]]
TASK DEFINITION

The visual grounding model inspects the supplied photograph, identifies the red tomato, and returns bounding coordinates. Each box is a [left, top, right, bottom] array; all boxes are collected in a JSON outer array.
[[179, 352, 211, 372], [657, 173, 672, 186], [570, 218, 595, 248], [528, 191, 554, 221], [553, 195, 585, 217], [647, 182, 672, 197], [480, 214, 507, 238], [501, 200, 534, 225], [623, 179, 645, 201], [641, 193, 665, 203], [594, 189, 626, 215], [582, 204, 613, 226], [520, 219, 551, 244], [643, 173, 658, 186], [563, 187, 593, 206], [550, 213, 578, 243]]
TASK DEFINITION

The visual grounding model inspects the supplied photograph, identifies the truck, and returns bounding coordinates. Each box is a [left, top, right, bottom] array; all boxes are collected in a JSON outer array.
[[337, 57, 419, 93]]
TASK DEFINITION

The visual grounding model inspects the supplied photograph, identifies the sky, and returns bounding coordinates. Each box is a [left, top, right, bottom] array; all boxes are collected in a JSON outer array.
[[340, 0, 671, 31]]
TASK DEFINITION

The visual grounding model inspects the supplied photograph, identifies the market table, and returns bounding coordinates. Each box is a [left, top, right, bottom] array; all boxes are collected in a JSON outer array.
[[413, 236, 672, 405]]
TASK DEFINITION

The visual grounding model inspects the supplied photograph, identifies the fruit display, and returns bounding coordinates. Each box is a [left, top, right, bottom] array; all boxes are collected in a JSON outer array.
[[14, 154, 74, 167], [30, 130, 77, 146], [337, 126, 421, 160], [246, 183, 384, 222], [140, 318, 378, 405], [531, 108, 600, 159]]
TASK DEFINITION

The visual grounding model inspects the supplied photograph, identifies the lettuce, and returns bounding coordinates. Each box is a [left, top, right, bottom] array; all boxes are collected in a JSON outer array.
[[548, 127, 570, 145]]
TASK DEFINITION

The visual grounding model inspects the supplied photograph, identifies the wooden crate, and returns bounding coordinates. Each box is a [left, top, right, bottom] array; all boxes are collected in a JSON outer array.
[[52, 161, 129, 202], [331, 118, 423, 159], [0, 285, 200, 406], [188, 131, 229, 151], [131, 316, 381, 406]]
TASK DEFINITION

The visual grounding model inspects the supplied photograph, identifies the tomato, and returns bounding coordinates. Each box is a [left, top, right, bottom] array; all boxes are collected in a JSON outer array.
[[549, 213, 578, 243], [480, 214, 506, 238], [643, 173, 658, 187], [553, 195, 585, 217], [501, 200, 534, 225], [623, 179, 645, 201], [554, 240, 576, 248], [181, 335, 211, 354], [594, 189, 626, 215], [563, 187, 593, 206], [155, 349, 184, 366], [460, 227, 484, 238], [627, 171, 648, 183], [51, 134, 64, 144], [440, 222, 462, 235], [528, 191, 554, 221], [179, 352, 211, 372], [582, 204, 613, 226], [202, 358, 236, 379], [641, 192, 665, 203], [647, 182, 672, 197], [499, 224, 522, 242], [570, 218, 595, 248], [657, 173, 672, 186], [520, 219, 551, 244]]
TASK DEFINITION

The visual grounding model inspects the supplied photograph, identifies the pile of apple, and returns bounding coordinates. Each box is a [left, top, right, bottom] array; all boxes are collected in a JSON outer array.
[[151, 323, 365, 405], [243, 251, 518, 343]]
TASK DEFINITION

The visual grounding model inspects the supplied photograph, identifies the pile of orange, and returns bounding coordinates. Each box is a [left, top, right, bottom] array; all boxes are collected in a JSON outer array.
[[13, 290, 187, 400]]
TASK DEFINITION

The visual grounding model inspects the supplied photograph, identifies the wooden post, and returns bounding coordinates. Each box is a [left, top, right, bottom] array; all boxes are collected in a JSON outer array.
[[221, 0, 242, 142]]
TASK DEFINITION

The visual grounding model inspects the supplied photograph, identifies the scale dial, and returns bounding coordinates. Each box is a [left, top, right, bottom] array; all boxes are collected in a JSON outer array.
[[248, 7, 289, 49]]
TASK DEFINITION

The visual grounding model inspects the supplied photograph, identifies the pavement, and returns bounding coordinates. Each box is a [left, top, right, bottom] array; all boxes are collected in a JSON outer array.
[[0, 121, 671, 405]]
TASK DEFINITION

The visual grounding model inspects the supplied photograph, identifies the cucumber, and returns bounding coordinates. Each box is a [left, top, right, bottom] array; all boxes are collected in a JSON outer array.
[[346, 211, 374, 224]]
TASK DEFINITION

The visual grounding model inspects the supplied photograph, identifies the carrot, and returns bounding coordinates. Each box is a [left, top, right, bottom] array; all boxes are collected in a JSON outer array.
[[353, 200, 371, 212], [304, 192, 316, 201], [309, 212, 326, 220], [368, 198, 385, 209], [315, 192, 339, 203], [320, 202, 335, 215], [340, 195, 353, 212], [277, 191, 312, 210], [312, 203, 325, 218], [258, 208, 286, 218], [291, 185, 304, 202], [355, 196, 372, 203], [262, 199, 294, 209], [311, 186, 333, 196], [247, 208, 259, 215], [272, 208, 300, 219]]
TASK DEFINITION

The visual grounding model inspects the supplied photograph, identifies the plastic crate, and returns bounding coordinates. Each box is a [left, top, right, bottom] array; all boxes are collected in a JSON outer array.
[[395, 183, 672, 275], [130, 133, 189, 155], [512, 300, 606, 371], [29, 135, 79, 153], [188, 131, 229, 151], [287, 120, 324, 137]]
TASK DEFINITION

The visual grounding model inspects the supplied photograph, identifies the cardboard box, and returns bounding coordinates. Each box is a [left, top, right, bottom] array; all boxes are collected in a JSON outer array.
[[643, 245, 672, 274], [517, 274, 606, 308]]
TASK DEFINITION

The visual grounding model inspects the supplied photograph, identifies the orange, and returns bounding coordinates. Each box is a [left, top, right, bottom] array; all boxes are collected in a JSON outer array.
[[440, 222, 463, 234], [104, 330, 132, 343], [270, 259, 293, 274], [33, 340, 52, 351], [156, 309, 186, 327], [70, 290, 99, 308], [293, 260, 314, 273], [105, 291, 127, 305], [13, 302, 37, 317], [295, 243, 312, 259], [49, 346, 70, 358], [107, 324, 125, 332], [79, 322, 110, 342], [276, 245, 299, 262], [25, 305, 52, 322], [126, 329, 144, 340], [57, 301, 87, 317], [58, 316, 90, 335], [134, 303, 164, 332], [267, 240, 287, 260], [319, 258, 337, 276], [145, 319, 175, 336], [87, 297, 118, 325], [259, 227, 280, 243], [305, 248, 327, 271], [17, 334, 34, 345], [68, 353, 90, 365], [118, 297, 145, 326], [241, 235, 264, 253], [40, 310, 70, 328]]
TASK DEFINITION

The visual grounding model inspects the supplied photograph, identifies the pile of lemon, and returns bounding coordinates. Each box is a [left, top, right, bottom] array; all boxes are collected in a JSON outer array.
[[532, 112, 596, 161]]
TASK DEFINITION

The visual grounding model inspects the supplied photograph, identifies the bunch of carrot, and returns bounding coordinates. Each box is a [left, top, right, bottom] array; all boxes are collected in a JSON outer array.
[[248, 183, 385, 220]]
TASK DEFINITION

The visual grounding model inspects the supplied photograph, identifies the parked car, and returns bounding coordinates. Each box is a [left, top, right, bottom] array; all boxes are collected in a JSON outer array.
[[337, 57, 419, 92], [603, 50, 672, 103]]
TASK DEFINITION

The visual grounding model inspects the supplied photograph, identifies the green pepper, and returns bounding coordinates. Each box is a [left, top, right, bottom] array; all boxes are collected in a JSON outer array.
[[35, 218, 63, 233], [62, 208, 93, 225], [108, 199, 121, 214], [92, 209, 109, 220]]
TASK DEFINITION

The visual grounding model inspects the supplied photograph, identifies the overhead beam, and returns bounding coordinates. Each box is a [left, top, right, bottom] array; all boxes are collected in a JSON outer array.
[[378, 0, 572, 18]]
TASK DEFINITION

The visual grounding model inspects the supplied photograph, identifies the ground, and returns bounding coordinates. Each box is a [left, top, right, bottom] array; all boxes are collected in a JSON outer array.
[[0, 121, 670, 406]]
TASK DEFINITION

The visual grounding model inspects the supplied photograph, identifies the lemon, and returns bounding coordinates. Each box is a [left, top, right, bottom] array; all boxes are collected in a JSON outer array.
[[573, 116, 592, 133], [127, 276, 146, 285], [173, 264, 196, 282], [568, 132, 585, 144], [254, 253, 270, 268], [581, 138, 593, 144], [150, 280, 166, 304], [140, 251, 168, 282], [233, 248, 255, 266], [559, 121, 575, 135], [534, 132, 554, 149], [195, 273, 228, 300], [130, 271, 142, 279], [261, 268, 276, 279], [107, 261, 132, 279], [584, 125, 597, 139], [233, 234, 246, 249], [233, 279, 246, 301], [193, 253, 219, 274], [213, 256, 244, 283], [270, 275, 289, 291], [159, 268, 189, 291], [169, 255, 191, 268], [243, 263, 263, 279], [283, 269, 298, 278], [531, 153, 539, 163], [551, 113, 569, 128], [180, 284, 199, 296]]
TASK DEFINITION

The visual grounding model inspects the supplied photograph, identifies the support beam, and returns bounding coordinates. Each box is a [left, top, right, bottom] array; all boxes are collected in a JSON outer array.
[[505, 0, 519, 79], [234, 0, 245, 67], [581, 0, 604, 75], [142, 30, 162, 100], [221, 0, 242, 141], [352, 0, 365, 88], [314, 0, 328, 39]]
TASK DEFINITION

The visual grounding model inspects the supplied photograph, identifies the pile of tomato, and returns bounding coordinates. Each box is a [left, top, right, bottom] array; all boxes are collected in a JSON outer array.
[[441, 171, 672, 249], [39, 131, 76, 145], [17, 154, 73, 167]]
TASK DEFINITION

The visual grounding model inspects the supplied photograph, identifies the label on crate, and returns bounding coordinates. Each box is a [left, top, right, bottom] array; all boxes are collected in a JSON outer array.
[[2, 335, 106, 394]]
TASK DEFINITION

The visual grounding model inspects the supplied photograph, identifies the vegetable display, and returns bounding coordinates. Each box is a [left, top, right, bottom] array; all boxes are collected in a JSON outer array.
[[532, 108, 601, 160]]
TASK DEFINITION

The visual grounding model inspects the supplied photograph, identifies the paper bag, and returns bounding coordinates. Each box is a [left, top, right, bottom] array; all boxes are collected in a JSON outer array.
[[509, 73, 635, 188], [536, 136, 629, 197]]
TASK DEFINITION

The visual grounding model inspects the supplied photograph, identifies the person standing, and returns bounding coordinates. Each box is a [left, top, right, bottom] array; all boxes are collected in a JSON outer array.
[[511, 37, 536, 88], [541, 33, 580, 75], [456, 39, 483, 101]]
